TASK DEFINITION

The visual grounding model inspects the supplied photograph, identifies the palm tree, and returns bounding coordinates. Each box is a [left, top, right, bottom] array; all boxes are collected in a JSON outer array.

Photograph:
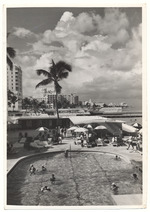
[[35, 59, 72, 129], [7, 89, 14, 107], [8, 91, 19, 111], [7, 33, 16, 70], [22, 97, 32, 112], [11, 95, 19, 111]]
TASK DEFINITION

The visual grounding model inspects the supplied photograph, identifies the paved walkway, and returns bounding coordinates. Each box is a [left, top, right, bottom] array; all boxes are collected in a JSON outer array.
[[7, 138, 142, 174]]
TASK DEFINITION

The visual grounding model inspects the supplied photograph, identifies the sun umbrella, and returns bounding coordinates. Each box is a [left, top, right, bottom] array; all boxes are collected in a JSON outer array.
[[132, 122, 142, 129], [94, 125, 107, 138], [122, 123, 138, 133], [36, 127, 49, 132], [67, 126, 78, 131], [94, 125, 107, 130], [138, 128, 142, 134], [87, 124, 93, 129], [74, 127, 88, 133], [7, 117, 14, 124]]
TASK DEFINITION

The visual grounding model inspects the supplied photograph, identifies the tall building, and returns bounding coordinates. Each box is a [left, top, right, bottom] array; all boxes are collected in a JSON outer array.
[[7, 64, 23, 111], [74, 96, 79, 105], [47, 93, 79, 108]]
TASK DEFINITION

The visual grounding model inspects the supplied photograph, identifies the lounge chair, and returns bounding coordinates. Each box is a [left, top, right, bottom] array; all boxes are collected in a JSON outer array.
[[96, 138, 104, 146], [19, 137, 27, 144]]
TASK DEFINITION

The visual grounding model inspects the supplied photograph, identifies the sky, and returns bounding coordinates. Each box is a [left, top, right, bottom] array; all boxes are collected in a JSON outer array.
[[7, 7, 142, 109]]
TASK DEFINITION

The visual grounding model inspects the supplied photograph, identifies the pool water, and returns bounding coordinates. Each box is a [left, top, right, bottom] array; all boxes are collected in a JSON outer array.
[[7, 152, 142, 206]]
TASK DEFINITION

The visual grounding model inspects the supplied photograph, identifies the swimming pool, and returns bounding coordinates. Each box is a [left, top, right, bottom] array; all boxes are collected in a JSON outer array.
[[7, 151, 142, 206]]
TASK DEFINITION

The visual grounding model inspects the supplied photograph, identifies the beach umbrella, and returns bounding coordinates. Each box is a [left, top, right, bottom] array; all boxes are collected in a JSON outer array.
[[86, 124, 93, 129], [7, 117, 14, 124], [36, 127, 49, 132], [94, 125, 107, 138], [84, 124, 93, 129], [67, 126, 78, 131], [138, 128, 142, 134], [132, 122, 142, 129], [74, 127, 88, 133], [122, 123, 138, 133], [94, 125, 107, 130]]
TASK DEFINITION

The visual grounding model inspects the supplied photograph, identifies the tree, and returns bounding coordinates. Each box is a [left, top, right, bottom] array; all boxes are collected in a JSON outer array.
[[7, 33, 16, 70], [38, 100, 47, 109], [30, 98, 41, 114], [35, 59, 72, 129], [11, 95, 19, 111], [7, 90, 19, 111], [22, 97, 32, 111], [7, 90, 14, 107]]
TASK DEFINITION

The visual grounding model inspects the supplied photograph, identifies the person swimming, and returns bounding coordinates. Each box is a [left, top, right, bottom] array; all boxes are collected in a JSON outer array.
[[50, 174, 56, 184]]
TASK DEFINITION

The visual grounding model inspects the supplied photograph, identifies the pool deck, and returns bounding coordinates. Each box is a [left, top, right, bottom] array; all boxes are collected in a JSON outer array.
[[7, 138, 142, 174], [111, 194, 143, 206]]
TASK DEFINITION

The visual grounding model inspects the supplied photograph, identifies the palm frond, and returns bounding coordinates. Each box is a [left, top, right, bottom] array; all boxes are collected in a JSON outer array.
[[50, 60, 57, 78], [51, 59, 56, 67], [55, 81, 62, 94], [56, 61, 72, 73], [7, 56, 13, 70], [35, 78, 53, 88], [36, 69, 51, 78], [7, 47, 16, 58], [56, 61, 72, 80], [58, 71, 69, 79]]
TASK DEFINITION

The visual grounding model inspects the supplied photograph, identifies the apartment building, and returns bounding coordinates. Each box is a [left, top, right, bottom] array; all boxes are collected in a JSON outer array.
[[7, 64, 23, 111]]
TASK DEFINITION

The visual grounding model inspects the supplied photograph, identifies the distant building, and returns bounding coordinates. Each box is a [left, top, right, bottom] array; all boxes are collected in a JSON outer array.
[[74, 96, 79, 105], [94, 102, 105, 107], [36, 96, 48, 103], [7, 64, 23, 111], [120, 102, 128, 107], [47, 93, 79, 107]]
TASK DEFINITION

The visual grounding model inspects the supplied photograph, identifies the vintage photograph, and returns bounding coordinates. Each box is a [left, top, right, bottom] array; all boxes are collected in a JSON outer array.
[[6, 6, 145, 208]]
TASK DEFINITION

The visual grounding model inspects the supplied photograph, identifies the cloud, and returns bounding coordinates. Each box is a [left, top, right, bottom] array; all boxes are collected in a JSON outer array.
[[60, 11, 74, 22], [75, 66, 142, 107], [15, 9, 142, 109], [15, 55, 37, 66], [13, 27, 34, 38], [73, 12, 99, 34]]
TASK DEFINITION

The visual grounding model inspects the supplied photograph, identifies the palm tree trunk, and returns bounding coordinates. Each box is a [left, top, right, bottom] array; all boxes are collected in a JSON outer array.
[[55, 84, 60, 132]]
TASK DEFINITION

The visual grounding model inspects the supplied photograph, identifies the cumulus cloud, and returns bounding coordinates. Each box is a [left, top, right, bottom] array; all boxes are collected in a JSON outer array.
[[15, 55, 37, 66], [15, 8, 142, 108], [13, 27, 34, 38]]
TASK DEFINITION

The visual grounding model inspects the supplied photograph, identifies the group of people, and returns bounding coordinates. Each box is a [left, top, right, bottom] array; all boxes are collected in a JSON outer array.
[[60, 128, 67, 138], [74, 131, 101, 147], [126, 134, 142, 151], [29, 164, 56, 192]]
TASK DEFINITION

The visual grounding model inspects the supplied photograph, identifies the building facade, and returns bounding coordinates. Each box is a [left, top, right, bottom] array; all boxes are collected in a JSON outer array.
[[7, 64, 23, 111]]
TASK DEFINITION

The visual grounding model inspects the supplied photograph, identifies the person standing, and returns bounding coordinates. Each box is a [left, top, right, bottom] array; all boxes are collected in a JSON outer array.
[[80, 133, 84, 147], [127, 136, 133, 150], [61, 128, 64, 138], [64, 128, 67, 137]]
